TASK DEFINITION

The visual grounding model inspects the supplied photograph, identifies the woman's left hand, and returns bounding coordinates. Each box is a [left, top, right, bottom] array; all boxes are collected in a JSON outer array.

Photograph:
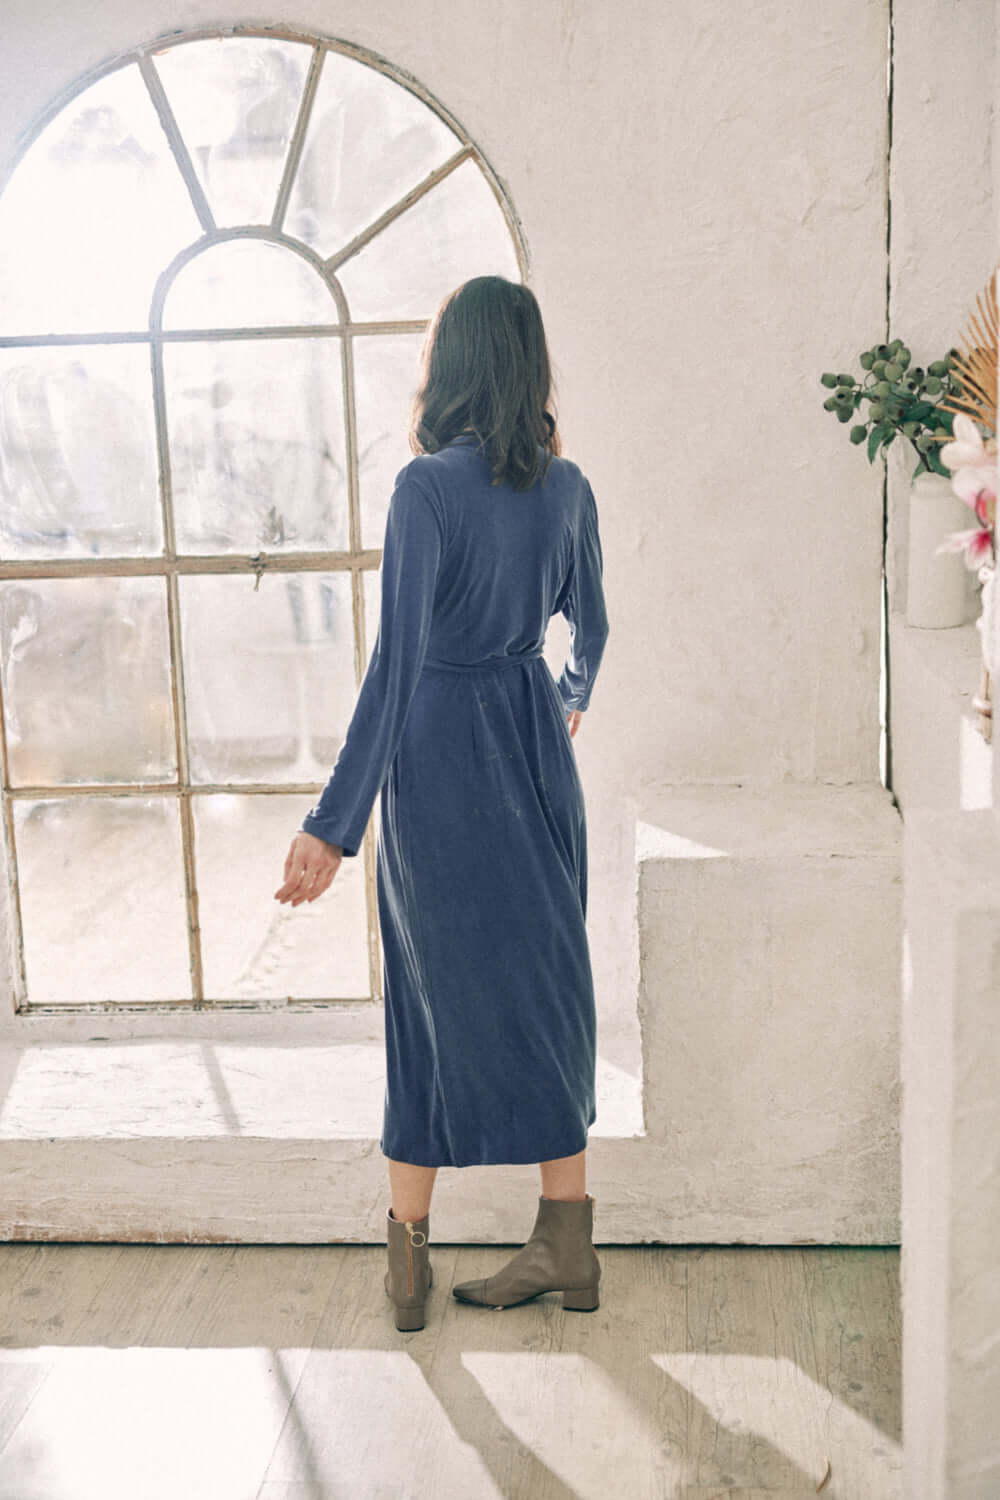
[[274, 830, 343, 906]]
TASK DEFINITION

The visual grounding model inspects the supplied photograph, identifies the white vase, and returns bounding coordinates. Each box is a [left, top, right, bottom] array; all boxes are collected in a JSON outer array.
[[905, 470, 972, 628]]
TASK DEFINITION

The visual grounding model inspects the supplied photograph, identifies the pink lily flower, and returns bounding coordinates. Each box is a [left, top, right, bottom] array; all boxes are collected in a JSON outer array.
[[939, 412, 992, 470], [950, 463, 997, 530], [935, 525, 995, 569], [935, 413, 997, 570]]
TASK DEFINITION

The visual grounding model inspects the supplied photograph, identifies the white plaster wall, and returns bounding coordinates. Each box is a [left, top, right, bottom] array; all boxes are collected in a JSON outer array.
[[0, 0, 891, 1050], [886, 0, 997, 821], [886, 0, 996, 627]]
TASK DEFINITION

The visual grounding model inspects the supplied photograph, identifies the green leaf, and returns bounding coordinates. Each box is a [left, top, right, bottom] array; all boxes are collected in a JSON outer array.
[[867, 421, 893, 462]]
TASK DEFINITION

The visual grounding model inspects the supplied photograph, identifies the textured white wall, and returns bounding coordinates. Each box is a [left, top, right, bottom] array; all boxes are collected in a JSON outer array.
[[886, 0, 997, 628], [0, 0, 891, 1041]]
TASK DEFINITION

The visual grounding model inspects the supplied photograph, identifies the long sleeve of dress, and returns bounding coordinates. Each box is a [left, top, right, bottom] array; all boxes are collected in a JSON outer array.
[[299, 478, 444, 856], [555, 479, 610, 713]]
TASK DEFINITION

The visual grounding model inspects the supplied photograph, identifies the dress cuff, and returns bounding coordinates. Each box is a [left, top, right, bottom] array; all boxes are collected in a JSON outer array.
[[299, 813, 359, 857]]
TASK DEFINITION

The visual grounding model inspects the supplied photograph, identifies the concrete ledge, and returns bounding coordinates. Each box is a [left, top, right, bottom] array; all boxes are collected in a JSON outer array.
[[0, 1011, 645, 1243], [888, 608, 993, 815], [0, 783, 905, 1246], [902, 808, 1000, 1500], [0, 1132, 897, 1247], [637, 782, 903, 1243]]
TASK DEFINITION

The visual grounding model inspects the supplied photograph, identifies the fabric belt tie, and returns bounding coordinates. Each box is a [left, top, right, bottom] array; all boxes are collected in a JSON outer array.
[[421, 645, 545, 674]]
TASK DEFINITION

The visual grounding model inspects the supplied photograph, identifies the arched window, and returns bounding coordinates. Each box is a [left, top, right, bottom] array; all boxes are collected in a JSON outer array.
[[0, 28, 524, 1012]]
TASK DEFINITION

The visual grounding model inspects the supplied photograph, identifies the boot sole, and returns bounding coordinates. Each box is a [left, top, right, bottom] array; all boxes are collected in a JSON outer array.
[[452, 1284, 600, 1311]]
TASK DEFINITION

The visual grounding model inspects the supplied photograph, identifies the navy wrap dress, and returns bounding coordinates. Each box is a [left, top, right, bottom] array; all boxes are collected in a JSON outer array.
[[300, 435, 609, 1167]]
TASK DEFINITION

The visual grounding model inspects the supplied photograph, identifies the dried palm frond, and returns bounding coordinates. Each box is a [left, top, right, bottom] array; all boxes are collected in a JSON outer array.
[[936, 265, 998, 437]]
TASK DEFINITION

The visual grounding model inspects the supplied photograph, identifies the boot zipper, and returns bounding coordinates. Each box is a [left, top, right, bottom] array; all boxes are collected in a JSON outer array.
[[403, 1221, 427, 1298]]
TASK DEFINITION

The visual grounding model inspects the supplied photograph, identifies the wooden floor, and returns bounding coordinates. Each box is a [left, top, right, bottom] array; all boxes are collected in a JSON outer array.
[[0, 1242, 900, 1499]]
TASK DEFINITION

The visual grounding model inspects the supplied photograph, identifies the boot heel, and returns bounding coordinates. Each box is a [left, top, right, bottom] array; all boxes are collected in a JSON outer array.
[[562, 1284, 599, 1312], [394, 1303, 425, 1331]]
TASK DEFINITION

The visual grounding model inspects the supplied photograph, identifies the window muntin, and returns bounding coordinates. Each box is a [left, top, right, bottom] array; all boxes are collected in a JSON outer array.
[[0, 28, 524, 1011]]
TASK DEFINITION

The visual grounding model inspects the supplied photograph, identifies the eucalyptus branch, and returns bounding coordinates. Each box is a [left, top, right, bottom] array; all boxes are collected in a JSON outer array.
[[820, 339, 969, 478]]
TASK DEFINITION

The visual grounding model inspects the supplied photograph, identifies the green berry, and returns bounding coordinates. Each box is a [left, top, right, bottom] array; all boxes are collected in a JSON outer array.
[[872, 381, 891, 398], [883, 361, 902, 380], [837, 406, 853, 423], [823, 395, 839, 410], [850, 424, 867, 443], [927, 360, 949, 377], [869, 402, 886, 420], [924, 376, 942, 395], [859, 352, 875, 370], [837, 373, 854, 386], [872, 360, 886, 378], [821, 372, 839, 387]]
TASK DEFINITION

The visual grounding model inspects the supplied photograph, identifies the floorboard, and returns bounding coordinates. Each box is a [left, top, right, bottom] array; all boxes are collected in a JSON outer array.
[[0, 1243, 901, 1500]]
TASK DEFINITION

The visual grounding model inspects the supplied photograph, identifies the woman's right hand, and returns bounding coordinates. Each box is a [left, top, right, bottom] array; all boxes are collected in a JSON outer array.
[[567, 711, 582, 739]]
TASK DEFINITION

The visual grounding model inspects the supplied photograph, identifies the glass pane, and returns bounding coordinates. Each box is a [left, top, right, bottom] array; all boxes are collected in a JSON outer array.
[[14, 796, 191, 1003], [284, 49, 459, 257], [353, 332, 424, 547], [0, 344, 161, 559], [0, 64, 202, 335], [163, 239, 340, 329], [0, 577, 175, 786], [194, 793, 369, 999], [180, 572, 358, 784], [152, 37, 312, 227], [164, 338, 348, 553], [338, 158, 520, 321]]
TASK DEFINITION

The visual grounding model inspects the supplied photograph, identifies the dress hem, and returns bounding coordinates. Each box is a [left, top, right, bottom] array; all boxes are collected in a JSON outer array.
[[379, 1129, 593, 1169]]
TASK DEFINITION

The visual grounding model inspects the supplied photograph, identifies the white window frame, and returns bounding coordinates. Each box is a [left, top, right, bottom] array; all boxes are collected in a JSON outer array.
[[0, 25, 527, 1016]]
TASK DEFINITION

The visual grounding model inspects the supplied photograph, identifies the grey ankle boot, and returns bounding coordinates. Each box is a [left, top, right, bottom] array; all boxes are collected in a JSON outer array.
[[452, 1194, 601, 1311], [384, 1206, 433, 1331]]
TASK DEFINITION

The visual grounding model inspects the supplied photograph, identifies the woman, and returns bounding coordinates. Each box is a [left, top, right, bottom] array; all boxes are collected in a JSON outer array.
[[274, 275, 610, 1331]]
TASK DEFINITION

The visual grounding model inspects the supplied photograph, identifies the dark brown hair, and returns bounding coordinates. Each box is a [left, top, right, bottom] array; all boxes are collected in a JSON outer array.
[[409, 275, 561, 491]]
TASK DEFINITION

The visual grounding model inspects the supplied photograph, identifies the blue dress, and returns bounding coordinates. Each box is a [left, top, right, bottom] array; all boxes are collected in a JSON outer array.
[[301, 436, 609, 1167]]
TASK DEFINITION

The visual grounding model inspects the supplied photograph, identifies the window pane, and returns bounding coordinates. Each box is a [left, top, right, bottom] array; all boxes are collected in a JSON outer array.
[[0, 577, 175, 786], [13, 796, 191, 1002], [0, 345, 161, 560], [353, 332, 424, 547], [338, 158, 520, 321], [152, 37, 312, 228], [284, 49, 459, 258], [164, 338, 348, 553], [0, 65, 202, 335], [163, 239, 340, 330], [180, 572, 357, 784], [193, 793, 369, 999]]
